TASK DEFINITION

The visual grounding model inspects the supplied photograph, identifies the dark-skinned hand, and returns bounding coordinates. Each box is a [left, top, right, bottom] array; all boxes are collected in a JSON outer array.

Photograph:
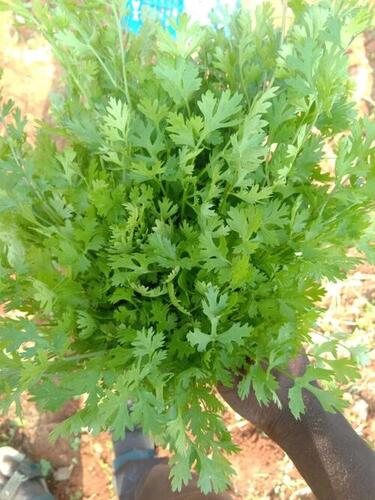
[[218, 353, 309, 443]]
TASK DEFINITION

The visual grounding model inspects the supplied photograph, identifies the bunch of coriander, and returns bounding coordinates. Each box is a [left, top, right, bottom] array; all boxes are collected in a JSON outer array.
[[0, 0, 374, 492]]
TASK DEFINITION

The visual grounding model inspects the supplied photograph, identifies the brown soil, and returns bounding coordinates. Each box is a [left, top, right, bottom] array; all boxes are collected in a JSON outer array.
[[229, 425, 286, 499], [0, 397, 115, 499], [0, 399, 292, 500]]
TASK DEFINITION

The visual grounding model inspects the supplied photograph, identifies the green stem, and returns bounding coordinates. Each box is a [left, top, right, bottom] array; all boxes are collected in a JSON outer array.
[[110, 0, 131, 106], [49, 350, 107, 363], [86, 44, 120, 92], [280, 0, 288, 47], [309, 331, 364, 360], [265, 0, 288, 91], [239, 43, 251, 108], [184, 99, 192, 118], [8, 143, 61, 226]]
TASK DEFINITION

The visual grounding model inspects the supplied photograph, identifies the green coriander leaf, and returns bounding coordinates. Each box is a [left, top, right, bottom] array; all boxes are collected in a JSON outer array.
[[198, 90, 242, 137]]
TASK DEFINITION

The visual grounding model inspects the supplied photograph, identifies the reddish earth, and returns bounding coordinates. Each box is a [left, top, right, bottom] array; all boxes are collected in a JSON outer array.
[[228, 424, 286, 499], [0, 398, 115, 499], [1, 383, 374, 499], [0, 399, 293, 500]]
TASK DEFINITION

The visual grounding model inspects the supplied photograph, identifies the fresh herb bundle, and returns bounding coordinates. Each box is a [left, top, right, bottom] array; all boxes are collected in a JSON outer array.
[[0, 0, 374, 493]]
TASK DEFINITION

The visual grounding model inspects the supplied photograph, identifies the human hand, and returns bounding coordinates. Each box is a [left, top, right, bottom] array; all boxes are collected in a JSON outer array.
[[218, 354, 309, 444], [220, 354, 375, 500]]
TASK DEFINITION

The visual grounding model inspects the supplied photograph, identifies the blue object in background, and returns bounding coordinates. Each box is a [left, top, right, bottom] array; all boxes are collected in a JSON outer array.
[[124, 0, 185, 34], [123, 1, 240, 34]]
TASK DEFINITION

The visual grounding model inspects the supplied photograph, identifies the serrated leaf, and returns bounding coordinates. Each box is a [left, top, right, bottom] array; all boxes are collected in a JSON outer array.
[[154, 59, 201, 107], [288, 383, 305, 419], [202, 284, 228, 324], [169, 453, 192, 492], [132, 328, 165, 358], [77, 310, 96, 339], [101, 97, 129, 142], [218, 323, 251, 352], [187, 328, 212, 352], [198, 90, 242, 137], [167, 112, 195, 147], [32, 280, 55, 313]]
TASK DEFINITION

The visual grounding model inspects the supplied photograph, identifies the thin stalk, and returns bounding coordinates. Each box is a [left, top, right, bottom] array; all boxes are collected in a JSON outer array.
[[309, 330, 365, 360], [86, 44, 121, 92], [280, 0, 288, 47], [184, 99, 192, 118], [8, 143, 61, 226], [49, 350, 107, 363], [266, 0, 288, 91], [239, 40, 251, 108], [28, 1, 123, 97], [110, 0, 131, 106]]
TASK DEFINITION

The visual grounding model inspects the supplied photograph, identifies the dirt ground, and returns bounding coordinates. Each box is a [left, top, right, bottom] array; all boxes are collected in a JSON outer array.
[[0, 6, 374, 500]]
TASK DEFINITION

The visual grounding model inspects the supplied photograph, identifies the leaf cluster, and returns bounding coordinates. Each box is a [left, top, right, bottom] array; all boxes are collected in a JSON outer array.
[[0, 0, 374, 492]]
